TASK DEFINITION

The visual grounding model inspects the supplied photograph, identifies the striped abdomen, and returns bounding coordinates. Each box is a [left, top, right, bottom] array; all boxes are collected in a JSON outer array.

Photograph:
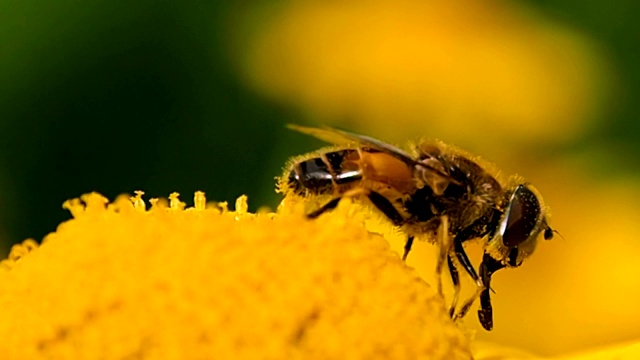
[[286, 149, 363, 195], [285, 148, 415, 198]]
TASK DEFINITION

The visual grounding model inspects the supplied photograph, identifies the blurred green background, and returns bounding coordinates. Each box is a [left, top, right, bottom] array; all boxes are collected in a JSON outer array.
[[0, 0, 640, 253], [0, 0, 637, 256], [2, 0, 640, 356], [0, 1, 306, 256]]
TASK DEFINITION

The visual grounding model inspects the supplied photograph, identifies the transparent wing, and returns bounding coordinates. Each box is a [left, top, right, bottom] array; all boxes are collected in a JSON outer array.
[[287, 124, 417, 164], [287, 124, 454, 181]]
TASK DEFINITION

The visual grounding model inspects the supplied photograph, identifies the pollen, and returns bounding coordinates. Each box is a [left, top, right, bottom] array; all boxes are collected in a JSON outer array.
[[0, 192, 472, 360]]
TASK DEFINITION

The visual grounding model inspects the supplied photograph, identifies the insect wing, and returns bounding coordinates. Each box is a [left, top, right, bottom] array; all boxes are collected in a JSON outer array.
[[287, 124, 417, 164], [287, 124, 455, 182]]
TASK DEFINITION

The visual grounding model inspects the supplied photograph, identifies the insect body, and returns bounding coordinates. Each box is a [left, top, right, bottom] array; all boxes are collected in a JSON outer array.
[[278, 124, 555, 330], [285, 147, 414, 222]]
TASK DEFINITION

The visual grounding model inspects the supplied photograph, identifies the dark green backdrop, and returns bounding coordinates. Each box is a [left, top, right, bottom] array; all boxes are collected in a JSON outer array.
[[1, 0, 638, 256]]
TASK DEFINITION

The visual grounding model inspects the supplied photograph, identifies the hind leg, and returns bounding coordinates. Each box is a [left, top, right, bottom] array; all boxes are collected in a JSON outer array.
[[307, 197, 342, 219], [306, 188, 369, 219]]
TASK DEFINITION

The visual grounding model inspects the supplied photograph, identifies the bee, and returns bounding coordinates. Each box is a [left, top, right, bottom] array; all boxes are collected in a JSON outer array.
[[278, 124, 555, 330]]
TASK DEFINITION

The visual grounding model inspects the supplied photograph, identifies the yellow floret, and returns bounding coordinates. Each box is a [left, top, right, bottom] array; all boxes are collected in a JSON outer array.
[[0, 192, 472, 360]]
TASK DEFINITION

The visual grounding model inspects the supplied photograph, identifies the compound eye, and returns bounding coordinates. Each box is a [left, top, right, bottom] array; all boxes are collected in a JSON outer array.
[[501, 185, 542, 247]]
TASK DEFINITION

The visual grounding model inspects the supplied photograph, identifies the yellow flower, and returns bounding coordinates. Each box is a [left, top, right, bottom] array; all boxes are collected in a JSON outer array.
[[0, 192, 471, 359], [2, 191, 639, 359]]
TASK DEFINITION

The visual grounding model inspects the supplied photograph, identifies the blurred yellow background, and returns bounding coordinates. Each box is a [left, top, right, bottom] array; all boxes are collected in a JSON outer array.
[[235, 0, 638, 356], [2, 0, 639, 357]]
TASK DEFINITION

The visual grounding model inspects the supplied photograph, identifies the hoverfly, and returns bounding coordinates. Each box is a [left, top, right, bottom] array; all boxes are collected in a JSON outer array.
[[278, 124, 555, 330]]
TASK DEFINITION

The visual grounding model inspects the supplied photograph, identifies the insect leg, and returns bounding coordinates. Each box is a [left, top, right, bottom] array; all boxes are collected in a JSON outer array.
[[452, 222, 488, 286], [447, 254, 460, 318], [307, 197, 342, 219], [366, 191, 405, 225], [449, 209, 505, 324], [449, 222, 491, 322], [453, 282, 484, 322], [435, 216, 450, 297], [366, 191, 413, 260], [477, 252, 506, 331], [402, 236, 414, 261]]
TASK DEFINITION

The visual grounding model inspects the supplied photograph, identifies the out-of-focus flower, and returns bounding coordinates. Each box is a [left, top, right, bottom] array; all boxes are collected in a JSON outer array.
[[237, 0, 610, 148]]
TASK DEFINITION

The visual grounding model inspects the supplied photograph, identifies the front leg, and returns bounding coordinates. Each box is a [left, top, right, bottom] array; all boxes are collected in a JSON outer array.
[[451, 212, 502, 286], [452, 232, 481, 287], [477, 252, 506, 331], [449, 217, 495, 321]]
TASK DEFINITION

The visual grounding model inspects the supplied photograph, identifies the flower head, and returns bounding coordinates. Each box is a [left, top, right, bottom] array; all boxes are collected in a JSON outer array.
[[0, 192, 472, 359]]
